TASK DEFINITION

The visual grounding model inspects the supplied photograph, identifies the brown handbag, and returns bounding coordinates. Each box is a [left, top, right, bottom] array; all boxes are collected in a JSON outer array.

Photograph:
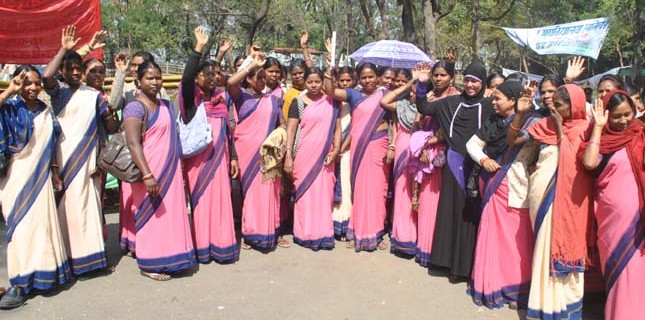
[[98, 101, 148, 183]]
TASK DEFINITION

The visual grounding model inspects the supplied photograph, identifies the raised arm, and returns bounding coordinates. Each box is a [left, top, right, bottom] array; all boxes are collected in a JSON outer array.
[[582, 99, 606, 170], [76, 30, 108, 58], [215, 37, 232, 66], [300, 30, 314, 68], [181, 26, 209, 122], [0, 71, 25, 108], [43, 25, 81, 90], [381, 78, 415, 112], [413, 62, 438, 116], [109, 52, 128, 110], [227, 53, 265, 99], [323, 68, 348, 101], [507, 82, 537, 147]]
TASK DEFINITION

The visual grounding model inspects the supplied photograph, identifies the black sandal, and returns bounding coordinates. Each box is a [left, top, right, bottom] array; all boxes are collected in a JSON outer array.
[[0, 286, 26, 309]]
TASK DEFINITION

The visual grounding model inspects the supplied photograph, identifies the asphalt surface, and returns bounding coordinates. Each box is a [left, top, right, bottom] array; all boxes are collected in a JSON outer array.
[[0, 209, 605, 320]]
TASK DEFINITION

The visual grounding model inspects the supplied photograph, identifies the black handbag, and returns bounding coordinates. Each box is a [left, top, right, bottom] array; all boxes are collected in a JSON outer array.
[[97, 102, 148, 183]]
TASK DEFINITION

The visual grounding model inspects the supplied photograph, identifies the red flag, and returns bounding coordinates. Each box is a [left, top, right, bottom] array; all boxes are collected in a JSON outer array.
[[0, 0, 102, 64]]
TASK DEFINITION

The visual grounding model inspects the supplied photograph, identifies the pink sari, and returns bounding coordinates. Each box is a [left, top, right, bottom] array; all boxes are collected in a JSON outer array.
[[234, 89, 282, 249], [595, 148, 645, 320], [180, 88, 238, 264], [121, 100, 196, 273], [347, 89, 389, 251], [390, 124, 416, 255], [292, 96, 338, 250]]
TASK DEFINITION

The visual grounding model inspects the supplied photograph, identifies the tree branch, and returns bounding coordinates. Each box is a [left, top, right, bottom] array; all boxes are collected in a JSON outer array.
[[481, 0, 517, 22]]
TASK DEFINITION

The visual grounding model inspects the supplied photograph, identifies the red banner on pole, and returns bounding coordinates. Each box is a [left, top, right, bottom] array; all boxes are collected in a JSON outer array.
[[0, 0, 102, 64]]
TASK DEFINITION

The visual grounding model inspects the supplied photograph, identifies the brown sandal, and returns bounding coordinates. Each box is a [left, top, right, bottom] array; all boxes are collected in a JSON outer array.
[[276, 237, 291, 248], [140, 271, 171, 281]]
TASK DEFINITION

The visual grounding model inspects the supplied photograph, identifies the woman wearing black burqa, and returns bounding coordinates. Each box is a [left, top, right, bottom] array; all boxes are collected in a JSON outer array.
[[415, 62, 494, 282]]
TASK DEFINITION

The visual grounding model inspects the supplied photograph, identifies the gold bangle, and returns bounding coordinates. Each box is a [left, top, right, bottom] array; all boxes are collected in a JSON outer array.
[[51, 164, 59, 168], [509, 122, 521, 131], [142, 173, 154, 180]]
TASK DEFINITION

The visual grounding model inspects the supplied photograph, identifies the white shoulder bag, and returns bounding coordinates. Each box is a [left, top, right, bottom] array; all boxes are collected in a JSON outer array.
[[177, 102, 212, 158]]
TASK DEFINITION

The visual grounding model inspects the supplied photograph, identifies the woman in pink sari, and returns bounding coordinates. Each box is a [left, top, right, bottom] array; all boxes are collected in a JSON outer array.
[[122, 61, 196, 281], [228, 53, 286, 250], [179, 27, 239, 264], [380, 69, 418, 256], [466, 81, 538, 309], [284, 67, 341, 250], [324, 63, 391, 251], [581, 90, 645, 320]]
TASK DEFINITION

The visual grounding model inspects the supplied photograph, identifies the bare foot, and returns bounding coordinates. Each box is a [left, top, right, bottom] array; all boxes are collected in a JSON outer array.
[[345, 241, 355, 249], [277, 237, 291, 248], [140, 271, 171, 281]]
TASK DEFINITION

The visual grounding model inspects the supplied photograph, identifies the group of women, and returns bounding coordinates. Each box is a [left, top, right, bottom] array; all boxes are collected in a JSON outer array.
[[0, 24, 644, 320]]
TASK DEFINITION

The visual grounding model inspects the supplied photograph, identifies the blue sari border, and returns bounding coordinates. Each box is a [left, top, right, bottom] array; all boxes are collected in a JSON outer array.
[[10, 261, 72, 295], [294, 236, 336, 251], [6, 134, 54, 242], [604, 209, 645, 292], [534, 170, 557, 240], [190, 124, 227, 209], [467, 282, 530, 309], [334, 219, 349, 236], [243, 232, 278, 249], [526, 299, 582, 320], [294, 107, 338, 201], [350, 104, 386, 195], [390, 238, 416, 256], [196, 244, 239, 264], [347, 229, 386, 252], [393, 149, 410, 182], [136, 251, 197, 273], [59, 119, 98, 194], [70, 251, 108, 275], [415, 249, 431, 267]]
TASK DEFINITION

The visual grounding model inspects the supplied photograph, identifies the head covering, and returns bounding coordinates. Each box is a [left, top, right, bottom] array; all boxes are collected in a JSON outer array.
[[496, 80, 523, 103], [463, 63, 486, 84], [580, 90, 645, 237], [461, 62, 487, 104], [528, 84, 594, 268], [260, 127, 287, 181]]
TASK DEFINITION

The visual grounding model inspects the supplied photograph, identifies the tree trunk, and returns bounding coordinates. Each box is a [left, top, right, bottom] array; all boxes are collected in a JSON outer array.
[[401, 0, 416, 44], [376, 0, 389, 40], [346, 0, 354, 54], [245, 0, 270, 52], [421, 0, 437, 54], [471, 0, 482, 63], [358, 0, 378, 39]]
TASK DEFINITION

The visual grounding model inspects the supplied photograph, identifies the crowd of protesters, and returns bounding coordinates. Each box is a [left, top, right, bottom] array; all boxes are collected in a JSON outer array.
[[0, 24, 644, 320]]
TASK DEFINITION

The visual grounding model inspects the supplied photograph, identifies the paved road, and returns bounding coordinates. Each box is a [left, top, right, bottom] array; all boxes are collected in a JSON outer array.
[[1, 212, 604, 320]]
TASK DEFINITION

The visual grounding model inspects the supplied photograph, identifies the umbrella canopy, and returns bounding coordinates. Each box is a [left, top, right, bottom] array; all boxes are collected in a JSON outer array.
[[349, 40, 434, 69]]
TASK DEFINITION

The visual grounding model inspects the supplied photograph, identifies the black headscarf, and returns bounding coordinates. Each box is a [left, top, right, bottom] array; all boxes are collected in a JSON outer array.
[[462, 63, 487, 104], [476, 80, 524, 159]]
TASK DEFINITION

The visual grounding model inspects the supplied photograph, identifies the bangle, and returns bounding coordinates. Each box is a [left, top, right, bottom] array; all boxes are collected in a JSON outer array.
[[589, 140, 600, 146], [240, 67, 250, 74], [509, 122, 521, 131], [324, 73, 333, 79], [563, 77, 573, 84], [142, 173, 154, 180], [51, 164, 59, 168]]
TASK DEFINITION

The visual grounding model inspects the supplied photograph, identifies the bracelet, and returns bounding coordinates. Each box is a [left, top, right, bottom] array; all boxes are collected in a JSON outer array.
[[51, 164, 59, 168], [240, 66, 250, 74], [142, 173, 154, 180], [589, 140, 600, 146], [324, 73, 333, 79], [509, 122, 521, 131]]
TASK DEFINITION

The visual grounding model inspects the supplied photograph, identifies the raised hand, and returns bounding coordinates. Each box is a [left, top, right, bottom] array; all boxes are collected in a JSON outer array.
[[194, 26, 209, 46], [547, 104, 564, 128], [591, 98, 608, 127], [444, 47, 457, 64], [416, 62, 432, 83], [61, 25, 81, 50], [7, 70, 27, 94], [89, 30, 108, 50], [253, 52, 267, 68], [300, 30, 309, 48], [219, 37, 232, 52], [114, 52, 129, 73], [517, 82, 536, 114], [565, 56, 586, 82], [325, 38, 332, 53]]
